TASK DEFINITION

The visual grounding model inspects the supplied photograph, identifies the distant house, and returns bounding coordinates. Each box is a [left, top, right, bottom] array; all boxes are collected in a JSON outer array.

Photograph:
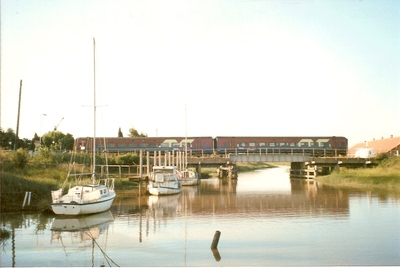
[[348, 136, 400, 158]]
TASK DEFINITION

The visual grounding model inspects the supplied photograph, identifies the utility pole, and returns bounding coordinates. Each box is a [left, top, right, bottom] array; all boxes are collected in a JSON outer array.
[[14, 80, 22, 150]]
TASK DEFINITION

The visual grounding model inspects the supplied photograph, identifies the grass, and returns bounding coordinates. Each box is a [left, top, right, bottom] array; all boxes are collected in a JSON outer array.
[[236, 162, 284, 172], [0, 172, 58, 212], [315, 156, 400, 192]]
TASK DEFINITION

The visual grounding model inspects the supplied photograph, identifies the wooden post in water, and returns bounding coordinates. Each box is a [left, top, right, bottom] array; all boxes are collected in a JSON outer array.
[[147, 151, 150, 178], [139, 150, 143, 181], [197, 162, 201, 179], [211, 230, 221, 249]]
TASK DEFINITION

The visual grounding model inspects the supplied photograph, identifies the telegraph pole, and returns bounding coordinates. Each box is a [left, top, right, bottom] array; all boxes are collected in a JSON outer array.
[[14, 80, 22, 150]]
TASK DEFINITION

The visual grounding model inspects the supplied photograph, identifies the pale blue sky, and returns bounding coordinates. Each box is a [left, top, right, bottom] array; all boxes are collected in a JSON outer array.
[[2, 0, 399, 146]]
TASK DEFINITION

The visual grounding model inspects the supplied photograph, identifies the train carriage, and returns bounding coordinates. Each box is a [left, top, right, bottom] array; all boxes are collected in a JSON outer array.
[[75, 136, 348, 156]]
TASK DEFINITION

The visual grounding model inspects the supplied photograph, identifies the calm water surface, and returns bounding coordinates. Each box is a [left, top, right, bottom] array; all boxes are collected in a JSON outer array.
[[1, 166, 399, 267]]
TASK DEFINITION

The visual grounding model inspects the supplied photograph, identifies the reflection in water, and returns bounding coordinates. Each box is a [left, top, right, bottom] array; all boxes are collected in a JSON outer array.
[[1, 167, 400, 266], [50, 211, 115, 267]]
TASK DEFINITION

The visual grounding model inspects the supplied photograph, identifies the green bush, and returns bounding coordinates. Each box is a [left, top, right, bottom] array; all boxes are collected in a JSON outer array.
[[0, 151, 13, 172], [12, 148, 30, 169], [115, 153, 144, 165]]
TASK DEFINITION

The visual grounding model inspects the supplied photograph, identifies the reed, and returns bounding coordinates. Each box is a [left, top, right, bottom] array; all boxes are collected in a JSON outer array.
[[315, 156, 400, 191], [0, 172, 58, 212]]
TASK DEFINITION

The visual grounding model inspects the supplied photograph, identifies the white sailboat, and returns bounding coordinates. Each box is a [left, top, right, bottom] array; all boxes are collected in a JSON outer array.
[[51, 38, 116, 215]]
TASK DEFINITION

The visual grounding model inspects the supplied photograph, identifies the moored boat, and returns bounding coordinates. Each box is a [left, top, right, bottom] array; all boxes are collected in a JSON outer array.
[[177, 169, 199, 186], [51, 180, 115, 215], [147, 166, 181, 195], [50, 38, 115, 215]]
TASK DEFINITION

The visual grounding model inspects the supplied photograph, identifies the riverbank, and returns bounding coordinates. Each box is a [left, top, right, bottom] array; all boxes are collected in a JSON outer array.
[[315, 156, 400, 193], [0, 162, 278, 213]]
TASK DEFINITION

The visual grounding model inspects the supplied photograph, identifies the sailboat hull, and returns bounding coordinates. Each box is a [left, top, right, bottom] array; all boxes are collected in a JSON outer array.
[[51, 190, 115, 216]]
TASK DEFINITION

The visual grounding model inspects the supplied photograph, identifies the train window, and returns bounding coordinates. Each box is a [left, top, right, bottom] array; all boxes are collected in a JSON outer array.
[[150, 143, 158, 148], [290, 142, 296, 147], [182, 142, 191, 148], [319, 142, 328, 147], [249, 142, 256, 147], [270, 142, 276, 147], [140, 143, 148, 148], [280, 142, 288, 147], [129, 143, 137, 148], [172, 143, 179, 148], [118, 143, 126, 148], [240, 142, 246, 147], [160, 143, 169, 147], [108, 143, 115, 148], [259, 142, 267, 147]]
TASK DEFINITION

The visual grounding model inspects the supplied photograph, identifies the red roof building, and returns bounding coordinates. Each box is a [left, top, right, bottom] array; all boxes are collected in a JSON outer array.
[[348, 136, 400, 157]]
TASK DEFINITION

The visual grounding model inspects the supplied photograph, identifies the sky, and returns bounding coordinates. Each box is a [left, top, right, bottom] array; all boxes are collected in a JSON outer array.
[[1, 0, 399, 147]]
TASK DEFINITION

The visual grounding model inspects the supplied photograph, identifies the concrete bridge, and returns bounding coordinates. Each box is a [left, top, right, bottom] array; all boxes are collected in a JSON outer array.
[[229, 153, 310, 163], [186, 152, 372, 179]]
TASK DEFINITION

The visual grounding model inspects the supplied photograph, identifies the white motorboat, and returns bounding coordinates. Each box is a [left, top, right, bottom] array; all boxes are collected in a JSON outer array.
[[51, 38, 116, 215], [147, 166, 181, 195], [177, 169, 199, 186]]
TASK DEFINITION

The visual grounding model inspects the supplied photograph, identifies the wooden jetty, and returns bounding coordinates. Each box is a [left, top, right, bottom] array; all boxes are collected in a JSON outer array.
[[290, 157, 373, 179]]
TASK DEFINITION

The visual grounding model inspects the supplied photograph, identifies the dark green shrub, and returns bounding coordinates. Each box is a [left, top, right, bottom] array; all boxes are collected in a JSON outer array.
[[12, 148, 29, 169], [115, 153, 144, 165]]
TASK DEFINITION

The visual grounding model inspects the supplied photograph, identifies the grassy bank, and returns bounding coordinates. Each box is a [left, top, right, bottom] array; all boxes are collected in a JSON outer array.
[[1, 161, 278, 212], [315, 156, 400, 192]]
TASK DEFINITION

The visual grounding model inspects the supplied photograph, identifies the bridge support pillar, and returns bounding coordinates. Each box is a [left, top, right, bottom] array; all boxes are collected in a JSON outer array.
[[197, 162, 202, 179]]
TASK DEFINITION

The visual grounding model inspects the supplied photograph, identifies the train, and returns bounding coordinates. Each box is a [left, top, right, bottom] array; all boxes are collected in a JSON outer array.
[[75, 136, 348, 157]]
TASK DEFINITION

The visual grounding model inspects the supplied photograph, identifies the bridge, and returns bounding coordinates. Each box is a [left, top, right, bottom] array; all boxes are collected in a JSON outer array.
[[102, 150, 372, 180], [187, 152, 372, 179], [229, 152, 310, 162]]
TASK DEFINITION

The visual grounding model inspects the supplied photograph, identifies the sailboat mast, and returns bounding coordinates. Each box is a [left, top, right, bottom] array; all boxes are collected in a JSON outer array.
[[93, 38, 96, 181], [185, 104, 187, 169]]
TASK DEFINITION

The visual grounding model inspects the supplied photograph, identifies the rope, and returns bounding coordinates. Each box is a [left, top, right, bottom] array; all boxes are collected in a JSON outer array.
[[84, 230, 119, 267]]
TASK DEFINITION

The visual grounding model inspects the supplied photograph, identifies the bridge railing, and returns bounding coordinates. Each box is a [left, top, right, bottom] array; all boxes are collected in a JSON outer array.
[[229, 153, 311, 163]]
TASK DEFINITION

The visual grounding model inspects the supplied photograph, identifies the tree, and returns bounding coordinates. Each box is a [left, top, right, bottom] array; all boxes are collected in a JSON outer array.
[[41, 131, 75, 151], [118, 127, 123, 137], [128, 127, 147, 137], [0, 128, 16, 150]]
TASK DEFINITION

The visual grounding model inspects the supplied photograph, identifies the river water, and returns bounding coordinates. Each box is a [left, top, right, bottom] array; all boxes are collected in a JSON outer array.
[[1, 166, 399, 267]]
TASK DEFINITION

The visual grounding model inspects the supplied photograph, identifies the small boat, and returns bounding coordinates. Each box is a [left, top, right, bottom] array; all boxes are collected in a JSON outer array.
[[51, 38, 116, 215], [51, 180, 115, 215], [177, 169, 199, 186], [147, 166, 181, 195]]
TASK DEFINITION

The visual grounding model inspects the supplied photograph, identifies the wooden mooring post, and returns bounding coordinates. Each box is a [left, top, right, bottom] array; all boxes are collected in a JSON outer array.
[[210, 230, 221, 261]]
